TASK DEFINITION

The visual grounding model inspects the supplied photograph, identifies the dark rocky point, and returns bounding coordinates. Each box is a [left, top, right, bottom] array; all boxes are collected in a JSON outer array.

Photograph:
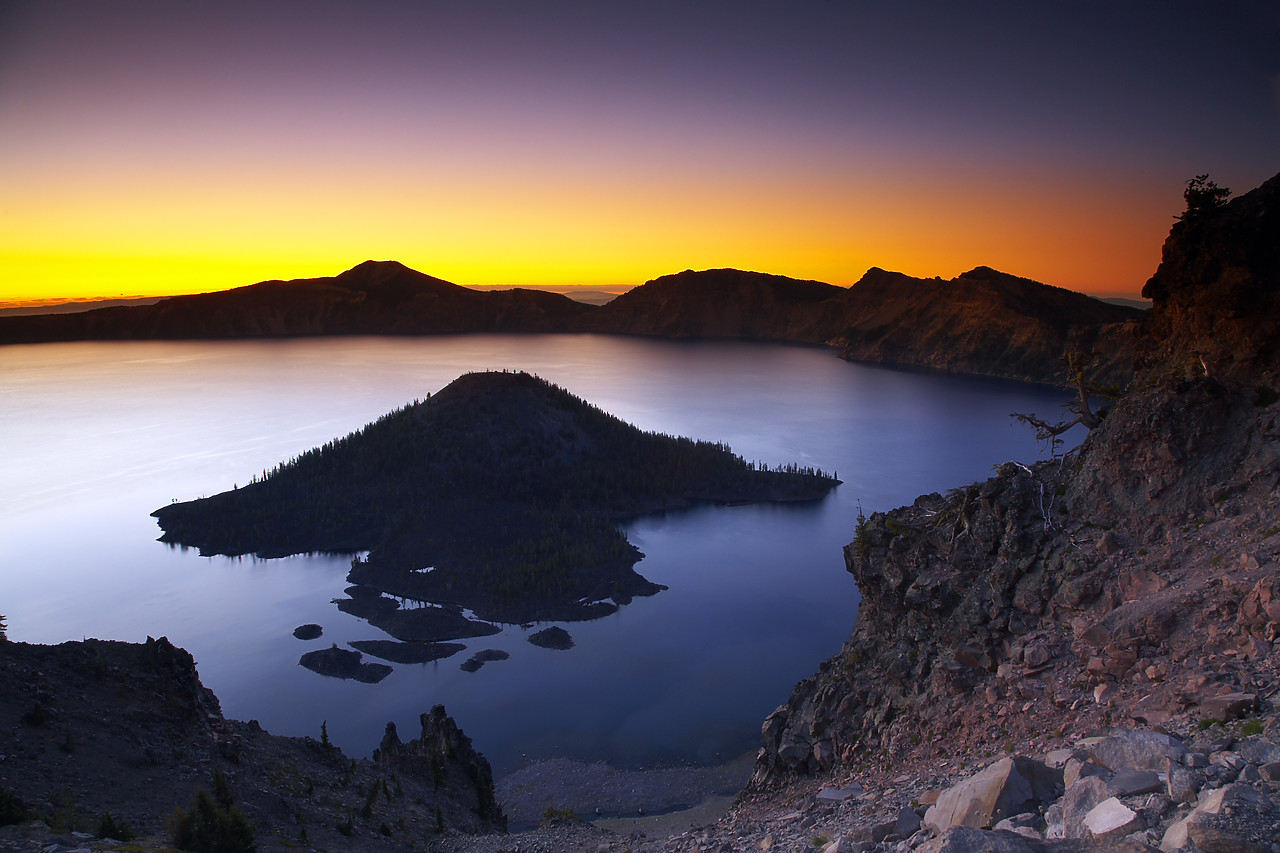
[[528, 626, 575, 650]]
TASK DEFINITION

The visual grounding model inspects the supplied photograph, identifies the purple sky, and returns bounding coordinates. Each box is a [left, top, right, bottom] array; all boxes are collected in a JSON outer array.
[[1, 1, 1276, 300]]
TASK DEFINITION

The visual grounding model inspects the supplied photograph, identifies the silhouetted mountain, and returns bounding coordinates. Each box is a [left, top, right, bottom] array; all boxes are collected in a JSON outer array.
[[590, 268, 844, 339], [0, 259, 1142, 387], [821, 266, 1143, 385], [152, 371, 837, 626], [0, 260, 595, 341], [590, 265, 1141, 385]]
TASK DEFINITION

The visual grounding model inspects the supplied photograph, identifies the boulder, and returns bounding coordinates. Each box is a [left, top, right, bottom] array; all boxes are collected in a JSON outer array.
[[849, 817, 898, 845], [1199, 692, 1257, 722], [895, 805, 923, 837], [992, 812, 1043, 840], [1042, 748, 1081, 769], [1064, 758, 1110, 789], [1087, 728, 1187, 771], [1165, 758, 1201, 804], [1106, 767, 1163, 797], [1062, 776, 1110, 839], [1081, 797, 1143, 840], [923, 757, 1062, 833]]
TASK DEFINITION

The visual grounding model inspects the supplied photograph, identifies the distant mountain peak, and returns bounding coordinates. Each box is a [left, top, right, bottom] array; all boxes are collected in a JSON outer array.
[[345, 259, 412, 274], [333, 259, 459, 291]]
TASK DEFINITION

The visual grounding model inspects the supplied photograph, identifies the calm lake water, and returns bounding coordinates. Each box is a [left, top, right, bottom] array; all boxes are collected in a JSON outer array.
[[0, 335, 1080, 776]]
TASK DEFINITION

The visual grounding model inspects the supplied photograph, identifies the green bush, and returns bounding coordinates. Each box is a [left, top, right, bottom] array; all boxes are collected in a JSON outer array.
[[170, 789, 256, 853], [96, 811, 136, 841], [540, 806, 581, 826]]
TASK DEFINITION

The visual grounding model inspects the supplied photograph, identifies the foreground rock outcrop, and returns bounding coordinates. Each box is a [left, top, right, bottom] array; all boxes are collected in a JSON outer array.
[[0, 636, 504, 852], [747, 173, 1280, 850]]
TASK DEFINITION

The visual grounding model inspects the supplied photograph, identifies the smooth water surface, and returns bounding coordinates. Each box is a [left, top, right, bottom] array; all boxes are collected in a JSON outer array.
[[0, 336, 1078, 775]]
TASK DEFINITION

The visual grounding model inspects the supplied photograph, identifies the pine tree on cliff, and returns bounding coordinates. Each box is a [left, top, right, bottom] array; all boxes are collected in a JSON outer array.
[[1178, 174, 1231, 220]]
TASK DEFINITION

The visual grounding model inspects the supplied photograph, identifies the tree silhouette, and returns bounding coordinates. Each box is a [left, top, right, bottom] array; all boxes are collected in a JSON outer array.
[[1179, 174, 1230, 220]]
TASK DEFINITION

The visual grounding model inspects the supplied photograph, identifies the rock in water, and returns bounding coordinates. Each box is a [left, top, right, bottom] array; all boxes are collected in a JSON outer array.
[[528, 626, 574, 649], [292, 623, 322, 640], [299, 644, 392, 683]]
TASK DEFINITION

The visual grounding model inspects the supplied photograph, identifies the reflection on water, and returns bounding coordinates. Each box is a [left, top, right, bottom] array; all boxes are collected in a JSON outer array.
[[0, 336, 1079, 774]]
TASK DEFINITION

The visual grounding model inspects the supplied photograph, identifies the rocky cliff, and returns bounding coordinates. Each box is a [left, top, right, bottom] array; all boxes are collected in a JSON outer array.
[[750, 173, 1280, 846], [0, 636, 505, 851], [824, 266, 1140, 386], [1138, 172, 1280, 384]]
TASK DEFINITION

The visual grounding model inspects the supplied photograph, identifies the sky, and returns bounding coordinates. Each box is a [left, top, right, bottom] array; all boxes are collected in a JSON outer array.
[[1, 0, 1277, 304]]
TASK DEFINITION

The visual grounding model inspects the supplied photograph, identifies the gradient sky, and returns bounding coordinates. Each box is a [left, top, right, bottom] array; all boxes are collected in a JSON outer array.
[[1, 0, 1277, 303]]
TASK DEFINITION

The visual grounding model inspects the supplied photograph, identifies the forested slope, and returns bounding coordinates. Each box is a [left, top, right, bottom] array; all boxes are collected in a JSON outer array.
[[152, 371, 837, 625]]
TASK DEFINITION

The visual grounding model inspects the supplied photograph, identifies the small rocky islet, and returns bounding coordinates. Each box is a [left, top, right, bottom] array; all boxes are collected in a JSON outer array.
[[528, 627, 574, 650], [291, 623, 322, 640]]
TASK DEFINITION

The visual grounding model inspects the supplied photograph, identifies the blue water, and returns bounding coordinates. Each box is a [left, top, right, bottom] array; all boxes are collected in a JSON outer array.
[[0, 335, 1080, 775]]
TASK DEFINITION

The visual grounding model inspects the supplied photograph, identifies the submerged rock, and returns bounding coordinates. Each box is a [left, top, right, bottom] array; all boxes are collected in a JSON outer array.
[[349, 639, 465, 664], [335, 593, 500, 643]]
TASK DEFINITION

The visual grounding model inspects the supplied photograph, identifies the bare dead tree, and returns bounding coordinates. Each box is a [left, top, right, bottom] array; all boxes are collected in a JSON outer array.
[[1012, 349, 1112, 456]]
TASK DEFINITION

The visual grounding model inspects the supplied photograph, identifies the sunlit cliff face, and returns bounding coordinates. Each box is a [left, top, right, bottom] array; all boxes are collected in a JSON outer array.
[[1, 2, 1275, 303]]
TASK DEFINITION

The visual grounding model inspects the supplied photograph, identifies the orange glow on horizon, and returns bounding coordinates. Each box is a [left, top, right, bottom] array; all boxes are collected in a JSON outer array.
[[2, 3, 1271, 310], [1, 162, 1171, 305]]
